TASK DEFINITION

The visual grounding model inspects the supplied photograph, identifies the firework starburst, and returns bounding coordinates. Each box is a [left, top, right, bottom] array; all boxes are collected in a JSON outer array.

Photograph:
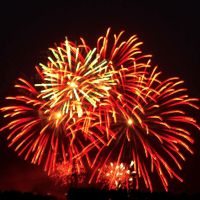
[[1, 28, 199, 192]]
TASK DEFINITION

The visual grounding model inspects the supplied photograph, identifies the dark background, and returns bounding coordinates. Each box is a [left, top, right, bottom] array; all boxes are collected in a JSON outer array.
[[0, 1, 200, 198]]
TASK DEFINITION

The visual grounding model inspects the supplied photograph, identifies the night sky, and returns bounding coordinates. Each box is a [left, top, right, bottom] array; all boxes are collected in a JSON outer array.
[[0, 1, 200, 198]]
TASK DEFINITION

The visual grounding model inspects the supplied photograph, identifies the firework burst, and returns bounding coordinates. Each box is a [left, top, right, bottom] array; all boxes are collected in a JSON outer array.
[[1, 28, 199, 192], [50, 159, 85, 186], [35, 38, 117, 119], [86, 28, 200, 192], [90, 64, 200, 192], [0, 78, 103, 174], [98, 161, 136, 190]]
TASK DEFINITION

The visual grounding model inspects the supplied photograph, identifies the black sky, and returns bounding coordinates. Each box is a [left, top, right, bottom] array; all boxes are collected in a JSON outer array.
[[0, 0, 200, 197]]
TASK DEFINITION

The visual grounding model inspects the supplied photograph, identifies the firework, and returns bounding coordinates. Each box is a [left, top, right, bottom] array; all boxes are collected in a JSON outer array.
[[1, 28, 199, 192], [35, 38, 117, 119], [90, 65, 200, 192], [85, 28, 155, 140], [50, 160, 85, 186], [98, 161, 136, 190], [87, 29, 200, 192], [0, 78, 102, 174]]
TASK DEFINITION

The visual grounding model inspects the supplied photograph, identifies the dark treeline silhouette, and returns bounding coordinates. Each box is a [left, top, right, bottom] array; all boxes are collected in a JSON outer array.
[[1, 189, 200, 199], [67, 188, 200, 200], [0, 190, 58, 200]]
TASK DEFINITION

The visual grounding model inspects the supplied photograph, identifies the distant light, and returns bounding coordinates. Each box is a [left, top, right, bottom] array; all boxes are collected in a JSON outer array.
[[128, 119, 133, 125]]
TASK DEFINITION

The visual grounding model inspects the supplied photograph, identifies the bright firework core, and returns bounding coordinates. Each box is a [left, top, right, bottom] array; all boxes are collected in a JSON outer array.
[[56, 112, 62, 118], [67, 82, 78, 88], [128, 119, 133, 125], [69, 82, 78, 88], [71, 82, 75, 87]]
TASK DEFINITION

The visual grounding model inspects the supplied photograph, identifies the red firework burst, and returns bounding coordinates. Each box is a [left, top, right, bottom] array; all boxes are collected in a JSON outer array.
[[1, 28, 199, 192], [50, 159, 85, 186], [88, 29, 200, 192], [0, 78, 103, 175]]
